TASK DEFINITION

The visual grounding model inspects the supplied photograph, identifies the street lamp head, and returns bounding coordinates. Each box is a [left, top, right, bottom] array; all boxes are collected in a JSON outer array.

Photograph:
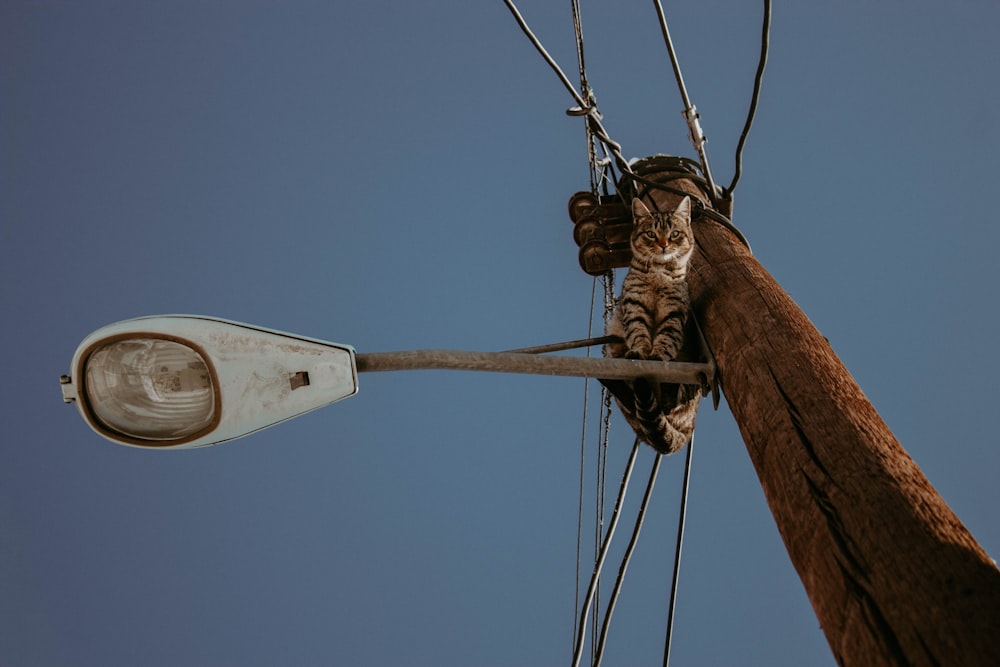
[[61, 316, 358, 449], [82, 336, 219, 442]]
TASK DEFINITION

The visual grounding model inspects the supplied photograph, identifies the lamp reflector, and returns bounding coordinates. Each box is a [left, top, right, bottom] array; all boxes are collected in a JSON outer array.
[[84, 338, 216, 440]]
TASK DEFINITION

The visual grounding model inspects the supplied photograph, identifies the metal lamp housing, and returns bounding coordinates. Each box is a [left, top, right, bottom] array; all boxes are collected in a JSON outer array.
[[61, 315, 358, 449]]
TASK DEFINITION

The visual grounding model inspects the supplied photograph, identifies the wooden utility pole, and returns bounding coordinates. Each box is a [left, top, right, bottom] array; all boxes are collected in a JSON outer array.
[[635, 159, 1000, 666]]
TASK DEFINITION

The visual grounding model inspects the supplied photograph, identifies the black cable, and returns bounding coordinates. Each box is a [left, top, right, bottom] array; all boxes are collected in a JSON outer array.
[[572, 438, 641, 667], [662, 435, 695, 666], [502, 0, 634, 177], [650, 0, 720, 199], [502, 0, 586, 109], [571, 0, 589, 95], [571, 278, 600, 656], [592, 452, 664, 665], [726, 0, 772, 196], [623, 161, 752, 252]]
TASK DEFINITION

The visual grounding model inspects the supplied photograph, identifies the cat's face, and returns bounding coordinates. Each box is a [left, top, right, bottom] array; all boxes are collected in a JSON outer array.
[[630, 196, 694, 265]]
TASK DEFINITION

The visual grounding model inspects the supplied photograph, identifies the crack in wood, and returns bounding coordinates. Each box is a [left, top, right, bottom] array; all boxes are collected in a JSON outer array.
[[768, 366, 832, 480]]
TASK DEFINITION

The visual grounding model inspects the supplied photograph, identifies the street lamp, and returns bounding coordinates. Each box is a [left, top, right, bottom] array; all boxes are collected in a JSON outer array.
[[60, 315, 358, 449], [61, 315, 714, 449]]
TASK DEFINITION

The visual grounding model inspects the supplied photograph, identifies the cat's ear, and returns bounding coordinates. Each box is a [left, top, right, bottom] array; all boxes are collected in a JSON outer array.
[[674, 196, 692, 221], [631, 198, 652, 221]]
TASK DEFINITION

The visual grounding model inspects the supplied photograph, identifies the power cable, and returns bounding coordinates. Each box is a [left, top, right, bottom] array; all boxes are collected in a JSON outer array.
[[650, 0, 719, 200], [571, 437, 641, 667], [726, 0, 772, 196], [662, 434, 695, 666], [592, 452, 664, 665], [570, 0, 600, 195], [502, 0, 587, 109], [572, 283, 594, 654], [502, 0, 634, 178], [568, 2, 609, 654]]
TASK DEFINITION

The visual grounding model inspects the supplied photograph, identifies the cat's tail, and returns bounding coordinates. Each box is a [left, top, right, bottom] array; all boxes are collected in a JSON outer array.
[[632, 378, 693, 455], [599, 378, 695, 455]]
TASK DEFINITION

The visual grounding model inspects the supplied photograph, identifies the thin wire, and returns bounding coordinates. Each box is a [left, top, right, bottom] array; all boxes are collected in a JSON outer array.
[[592, 412, 609, 655], [503, 0, 587, 109], [651, 0, 692, 111], [726, 0, 772, 196], [590, 269, 617, 660], [568, 2, 607, 653], [502, 0, 635, 178], [650, 0, 718, 199], [572, 277, 599, 653], [572, 437, 642, 667], [570, 0, 600, 193], [571, 0, 588, 91], [593, 452, 664, 665], [662, 435, 696, 666]]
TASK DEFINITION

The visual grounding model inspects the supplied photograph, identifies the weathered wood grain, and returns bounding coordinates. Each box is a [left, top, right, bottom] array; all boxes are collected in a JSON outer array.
[[641, 170, 1000, 666]]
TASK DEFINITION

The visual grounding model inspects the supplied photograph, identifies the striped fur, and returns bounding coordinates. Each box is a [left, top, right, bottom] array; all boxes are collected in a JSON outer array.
[[604, 196, 700, 454]]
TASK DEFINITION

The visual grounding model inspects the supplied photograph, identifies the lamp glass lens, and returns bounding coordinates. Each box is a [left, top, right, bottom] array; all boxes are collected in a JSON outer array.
[[84, 338, 215, 440]]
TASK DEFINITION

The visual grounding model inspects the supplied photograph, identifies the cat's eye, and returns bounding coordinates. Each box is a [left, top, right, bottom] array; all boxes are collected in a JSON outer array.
[[644, 231, 657, 240], [669, 231, 681, 240]]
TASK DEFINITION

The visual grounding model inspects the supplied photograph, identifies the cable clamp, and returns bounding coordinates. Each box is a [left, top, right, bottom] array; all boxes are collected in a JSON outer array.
[[682, 105, 706, 148], [566, 105, 602, 121]]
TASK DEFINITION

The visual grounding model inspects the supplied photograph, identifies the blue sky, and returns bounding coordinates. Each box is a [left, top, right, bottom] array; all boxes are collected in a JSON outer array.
[[3, 2, 998, 665]]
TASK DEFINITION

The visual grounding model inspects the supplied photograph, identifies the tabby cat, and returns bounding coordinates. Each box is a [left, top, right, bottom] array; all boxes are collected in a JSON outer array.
[[603, 196, 701, 455]]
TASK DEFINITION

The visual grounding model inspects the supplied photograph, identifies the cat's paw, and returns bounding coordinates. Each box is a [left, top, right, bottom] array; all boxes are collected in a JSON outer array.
[[650, 346, 680, 363], [625, 341, 654, 359]]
